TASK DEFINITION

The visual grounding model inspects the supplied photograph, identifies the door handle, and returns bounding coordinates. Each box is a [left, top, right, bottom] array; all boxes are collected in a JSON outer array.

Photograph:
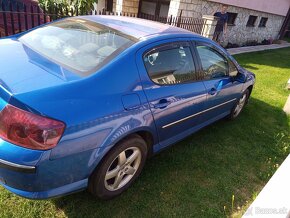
[[208, 88, 217, 95], [153, 99, 171, 109]]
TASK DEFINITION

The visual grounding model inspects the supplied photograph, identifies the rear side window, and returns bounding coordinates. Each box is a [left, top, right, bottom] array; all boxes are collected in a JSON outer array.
[[143, 42, 197, 85], [196, 45, 229, 80], [19, 18, 136, 77]]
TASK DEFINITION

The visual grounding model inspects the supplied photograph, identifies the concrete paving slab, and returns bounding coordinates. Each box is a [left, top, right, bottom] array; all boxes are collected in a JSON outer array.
[[283, 95, 290, 115], [228, 44, 290, 55]]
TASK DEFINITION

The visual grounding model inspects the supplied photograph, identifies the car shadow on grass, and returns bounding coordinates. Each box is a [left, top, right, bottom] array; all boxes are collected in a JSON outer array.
[[52, 98, 289, 218]]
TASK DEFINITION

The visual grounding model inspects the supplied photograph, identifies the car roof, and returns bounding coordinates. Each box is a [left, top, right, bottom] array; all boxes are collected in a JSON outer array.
[[80, 15, 199, 40]]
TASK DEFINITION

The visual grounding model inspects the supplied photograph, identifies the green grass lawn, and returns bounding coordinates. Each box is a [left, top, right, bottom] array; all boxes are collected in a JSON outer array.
[[0, 48, 290, 218]]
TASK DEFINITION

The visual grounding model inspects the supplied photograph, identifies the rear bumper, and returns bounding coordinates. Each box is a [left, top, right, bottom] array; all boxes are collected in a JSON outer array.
[[0, 158, 36, 174], [0, 139, 96, 199], [0, 178, 88, 199], [0, 148, 89, 199], [0, 152, 89, 199]]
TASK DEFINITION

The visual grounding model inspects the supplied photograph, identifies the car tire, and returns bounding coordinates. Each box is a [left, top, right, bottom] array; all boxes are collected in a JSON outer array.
[[228, 89, 250, 120], [88, 134, 148, 200]]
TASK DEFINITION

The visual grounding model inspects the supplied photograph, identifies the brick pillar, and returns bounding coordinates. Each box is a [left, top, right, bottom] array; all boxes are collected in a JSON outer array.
[[168, 0, 181, 17], [115, 0, 140, 14], [201, 15, 218, 39]]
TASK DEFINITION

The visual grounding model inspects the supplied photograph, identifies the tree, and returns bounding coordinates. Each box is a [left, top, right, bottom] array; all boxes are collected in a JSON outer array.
[[39, 0, 98, 16]]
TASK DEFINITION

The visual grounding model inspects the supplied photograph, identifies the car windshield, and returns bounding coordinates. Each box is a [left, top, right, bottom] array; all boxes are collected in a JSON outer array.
[[19, 18, 136, 77]]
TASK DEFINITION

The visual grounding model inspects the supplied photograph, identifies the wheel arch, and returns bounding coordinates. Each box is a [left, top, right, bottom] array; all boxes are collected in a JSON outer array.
[[107, 128, 157, 159], [247, 85, 253, 96], [245, 85, 253, 104], [88, 127, 157, 178]]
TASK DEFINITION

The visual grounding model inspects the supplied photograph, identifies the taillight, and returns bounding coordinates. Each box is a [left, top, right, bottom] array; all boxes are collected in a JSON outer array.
[[0, 104, 65, 150]]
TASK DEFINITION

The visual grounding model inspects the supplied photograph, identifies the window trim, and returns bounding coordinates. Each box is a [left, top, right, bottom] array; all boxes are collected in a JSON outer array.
[[142, 41, 200, 86], [194, 42, 231, 81]]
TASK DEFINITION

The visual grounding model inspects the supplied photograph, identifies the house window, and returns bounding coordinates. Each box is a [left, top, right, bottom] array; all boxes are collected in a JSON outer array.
[[227, 12, 238, 25], [105, 0, 113, 12], [259, 17, 268, 27], [139, 0, 170, 17], [140, 1, 157, 16], [246, 15, 258, 27]]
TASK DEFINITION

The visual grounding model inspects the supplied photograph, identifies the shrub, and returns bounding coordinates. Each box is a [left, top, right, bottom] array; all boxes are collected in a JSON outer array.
[[39, 0, 97, 16], [261, 39, 271, 45], [226, 42, 240, 48]]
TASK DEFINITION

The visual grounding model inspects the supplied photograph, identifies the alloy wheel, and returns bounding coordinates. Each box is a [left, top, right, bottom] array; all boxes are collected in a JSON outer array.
[[104, 147, 142, 191], [233, 93, 247, 117]]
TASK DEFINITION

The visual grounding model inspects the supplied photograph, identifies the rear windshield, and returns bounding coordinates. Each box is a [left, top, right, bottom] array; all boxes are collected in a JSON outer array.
[[19, 18, 136, 77]]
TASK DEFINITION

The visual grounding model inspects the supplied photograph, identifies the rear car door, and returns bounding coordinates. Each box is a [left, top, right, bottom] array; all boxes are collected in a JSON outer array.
[[194, 41, 244, 122], [136, 39, 207, 150]]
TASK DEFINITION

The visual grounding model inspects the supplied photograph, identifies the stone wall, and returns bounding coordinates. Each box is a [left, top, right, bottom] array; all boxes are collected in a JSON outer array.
[[168, 0, 285, 45], [223, 5, 285, 45]]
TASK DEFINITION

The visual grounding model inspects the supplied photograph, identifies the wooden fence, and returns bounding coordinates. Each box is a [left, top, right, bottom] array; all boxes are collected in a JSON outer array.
[[0, 1, 211, 38], [0, 0, 84, 37]]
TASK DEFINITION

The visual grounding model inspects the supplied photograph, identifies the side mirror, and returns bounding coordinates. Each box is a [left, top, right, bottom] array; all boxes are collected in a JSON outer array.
[[234, 72, 247, 83]]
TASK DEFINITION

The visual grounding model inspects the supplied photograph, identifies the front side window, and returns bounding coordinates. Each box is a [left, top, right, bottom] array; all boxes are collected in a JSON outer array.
[[196, 45, 229, 80], [228, 59, 239, 76], [143, 42, 197, 85], [19, 18, 136, 76]]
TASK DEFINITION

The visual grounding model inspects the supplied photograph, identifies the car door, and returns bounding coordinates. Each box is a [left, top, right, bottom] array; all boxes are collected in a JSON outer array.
[[136, 39, 207, 150], [194, 41, 244, 122]]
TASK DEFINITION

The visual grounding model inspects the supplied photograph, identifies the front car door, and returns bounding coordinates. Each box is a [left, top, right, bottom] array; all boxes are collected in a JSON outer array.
[[194, 41, 244, 122], [136, 39, 207, 151]]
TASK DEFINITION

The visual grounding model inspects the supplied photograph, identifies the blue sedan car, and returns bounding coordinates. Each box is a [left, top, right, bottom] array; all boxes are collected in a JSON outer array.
[[0, 16, 255, 200]]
